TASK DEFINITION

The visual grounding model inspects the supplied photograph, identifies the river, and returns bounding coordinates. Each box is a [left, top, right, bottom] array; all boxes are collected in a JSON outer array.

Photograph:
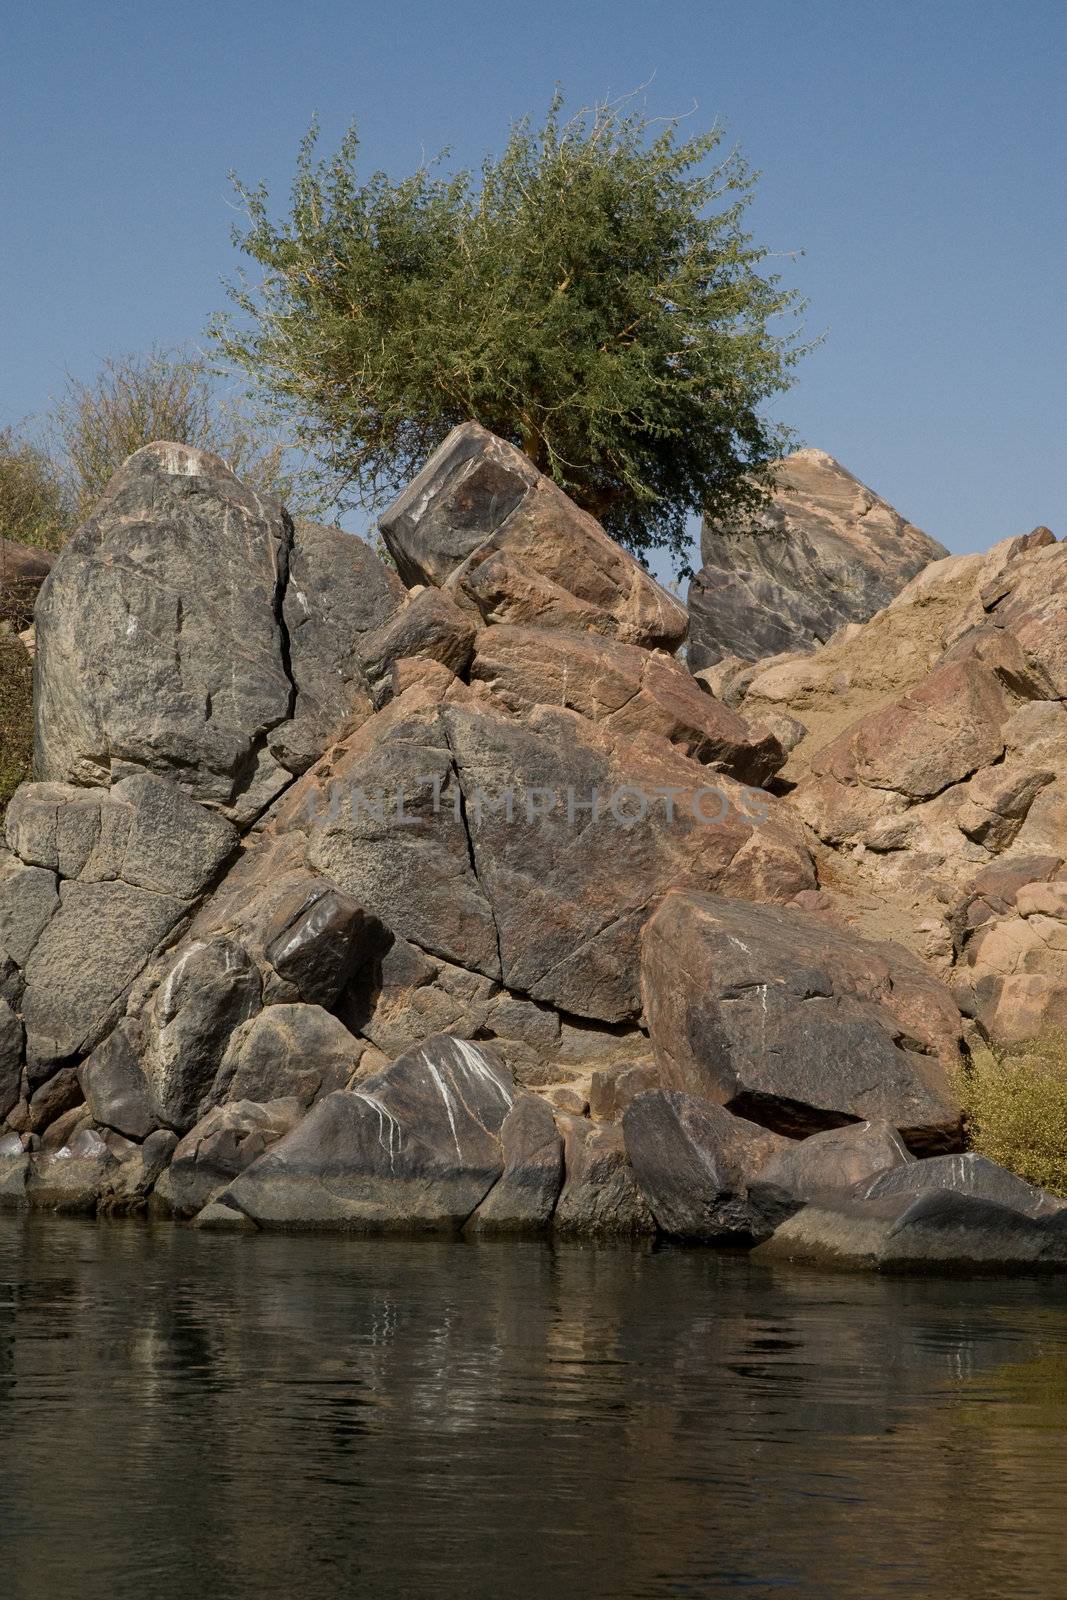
[[2, 1218, 1065, 1598]]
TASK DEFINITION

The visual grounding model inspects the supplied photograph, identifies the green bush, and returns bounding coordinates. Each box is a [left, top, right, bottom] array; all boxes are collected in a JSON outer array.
[[959, 1035, 1067, 1196], [215, 92, 805, 569]]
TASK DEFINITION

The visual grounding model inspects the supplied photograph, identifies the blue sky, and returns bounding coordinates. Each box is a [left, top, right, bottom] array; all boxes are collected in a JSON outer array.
[[3, 0, 1065, 565]]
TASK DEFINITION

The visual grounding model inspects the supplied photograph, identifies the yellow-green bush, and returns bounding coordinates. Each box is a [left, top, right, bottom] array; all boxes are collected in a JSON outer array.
[[0, 633, 33, 819], [959, 1035, 1067, 1196]]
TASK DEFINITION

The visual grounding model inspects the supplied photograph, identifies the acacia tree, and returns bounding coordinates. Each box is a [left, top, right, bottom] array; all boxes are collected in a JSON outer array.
[[213, 95, 804, 568]]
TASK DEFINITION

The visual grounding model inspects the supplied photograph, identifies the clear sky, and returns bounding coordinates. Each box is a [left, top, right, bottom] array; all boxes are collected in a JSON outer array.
[[3, 0, 1065, 563]]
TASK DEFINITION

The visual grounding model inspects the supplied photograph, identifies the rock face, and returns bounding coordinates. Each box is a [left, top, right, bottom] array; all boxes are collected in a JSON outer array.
[[726, 524, 1067, 1046], [687, 449, 946, 670], [0, 427, 1059, 1269]]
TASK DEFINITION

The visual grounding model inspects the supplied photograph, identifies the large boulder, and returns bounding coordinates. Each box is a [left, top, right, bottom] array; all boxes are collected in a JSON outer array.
[[641, 891, 963, 1151], [756, 1162, 1067, 1274], [379, 422, 687, 651], [471, 625, 783, 785], [623, 1089, 790, 1242], [34, 443, 294, 818], [219, 1036, 517, 1231], [466, 1093, 565, 1234], [212, 1004, 364, 1109], [687, 448, 946, 670], [152, 1098, 304, 1218], [552, 1115, 655, 1238], [1, 774, 239, 1075]]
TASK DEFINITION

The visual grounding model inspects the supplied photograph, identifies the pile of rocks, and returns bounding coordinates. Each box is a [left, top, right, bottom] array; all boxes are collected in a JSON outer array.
[[0, 426, 1064, 1270]]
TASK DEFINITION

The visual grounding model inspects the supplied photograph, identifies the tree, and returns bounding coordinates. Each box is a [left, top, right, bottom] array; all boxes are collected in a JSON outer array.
[[51, 346, 307, 524], [213, 94, 805, 570]]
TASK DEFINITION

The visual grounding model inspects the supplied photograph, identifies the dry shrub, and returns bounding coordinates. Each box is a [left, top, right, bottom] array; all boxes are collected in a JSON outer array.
[[959, 1034, 1067, 1197], [0, 428, 71, 551], [0, 633, 34, 819]]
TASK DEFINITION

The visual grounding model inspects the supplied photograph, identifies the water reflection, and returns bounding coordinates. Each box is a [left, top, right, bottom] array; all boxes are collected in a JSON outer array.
[[1, 1220, 1065, 1599]]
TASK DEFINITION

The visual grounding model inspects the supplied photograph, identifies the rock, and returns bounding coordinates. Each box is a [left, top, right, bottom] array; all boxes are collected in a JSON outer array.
[[752, 1121, 914, 1208], [471, 625, 783, 784], [221, 1036, 517, 1231], [467, 1094, 564, 1234], [26, 1127, 114, 1214], [0, 536, 54, 627], [687, 448, 946, 669], [588, 1062, 659, 1123], [356, 588, 478, 707], [641, 891, 963, 1151], [34, 442, 294, 819], [254, 880, 374, 1008], [854, 1151, 1067, 1219], [280, 519, 404, 763], [623, 1090, 790, 1242], [794, 659, 1009, 843], [0, 996, 23, 1120], [140, 938, 263, 1131], [193, 1197, 259, 1231], [213, 1004, 363, 1109], [0, 1133, 29, 1208], [379, 422, 687, 650], [152, 1099, 303, 1218], [0, 860, 60, 966], [78, 1019, 157, 1139], [5, 774, 238, 900], [553, 1116, 655, 1237], [25, 1066, 84, 1134], [3, 774, 242, 1074], [39, 1102, 92, 1150], [755, 1187, 1067, 1273], [955, 762, 1054, 851], [98, 1129, 178, 1215]]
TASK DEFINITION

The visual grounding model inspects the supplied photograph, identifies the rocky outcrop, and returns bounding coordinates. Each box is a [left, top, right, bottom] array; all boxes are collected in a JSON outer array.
[[1, 425, 1062, 1271], [723, 524, 1067, 1047], [687, 449, 946, 669]]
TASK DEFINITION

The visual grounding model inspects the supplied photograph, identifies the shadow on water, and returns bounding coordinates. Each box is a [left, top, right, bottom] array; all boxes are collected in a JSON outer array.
[[1, 1217, 1066, 1599]]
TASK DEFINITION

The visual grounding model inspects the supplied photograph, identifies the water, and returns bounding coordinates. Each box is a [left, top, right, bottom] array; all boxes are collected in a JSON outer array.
[[2, 1219, 1066, 1599]]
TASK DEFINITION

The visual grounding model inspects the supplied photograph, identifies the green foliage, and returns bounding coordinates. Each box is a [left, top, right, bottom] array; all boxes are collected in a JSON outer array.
[[51, 346, 309, 523], [0, 635, 33, 820], [214, 93, 805, 569], [958, 1034, 1067, 1196], [0, 427, 72, 551]]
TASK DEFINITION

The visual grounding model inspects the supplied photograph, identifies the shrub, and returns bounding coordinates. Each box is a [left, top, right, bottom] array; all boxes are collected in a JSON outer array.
[[959, 1034, 1067, 1196], [0, 427, 72, 551], [0, 634, 34, 819], [51, 346, 311, 524]]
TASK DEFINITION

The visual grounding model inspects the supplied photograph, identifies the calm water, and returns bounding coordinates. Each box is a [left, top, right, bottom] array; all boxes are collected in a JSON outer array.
[[2, 1220, 1066, 1599]]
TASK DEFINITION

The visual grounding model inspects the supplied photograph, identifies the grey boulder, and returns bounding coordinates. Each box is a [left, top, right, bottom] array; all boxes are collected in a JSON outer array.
[[467, 1094, 564, 1235], [34, 442, 294, 818], [379, 422, 687, 651], [220, 1036, 517, 1231], [623, 1089, 791, 1242], [641, 891, 963, 1152]]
